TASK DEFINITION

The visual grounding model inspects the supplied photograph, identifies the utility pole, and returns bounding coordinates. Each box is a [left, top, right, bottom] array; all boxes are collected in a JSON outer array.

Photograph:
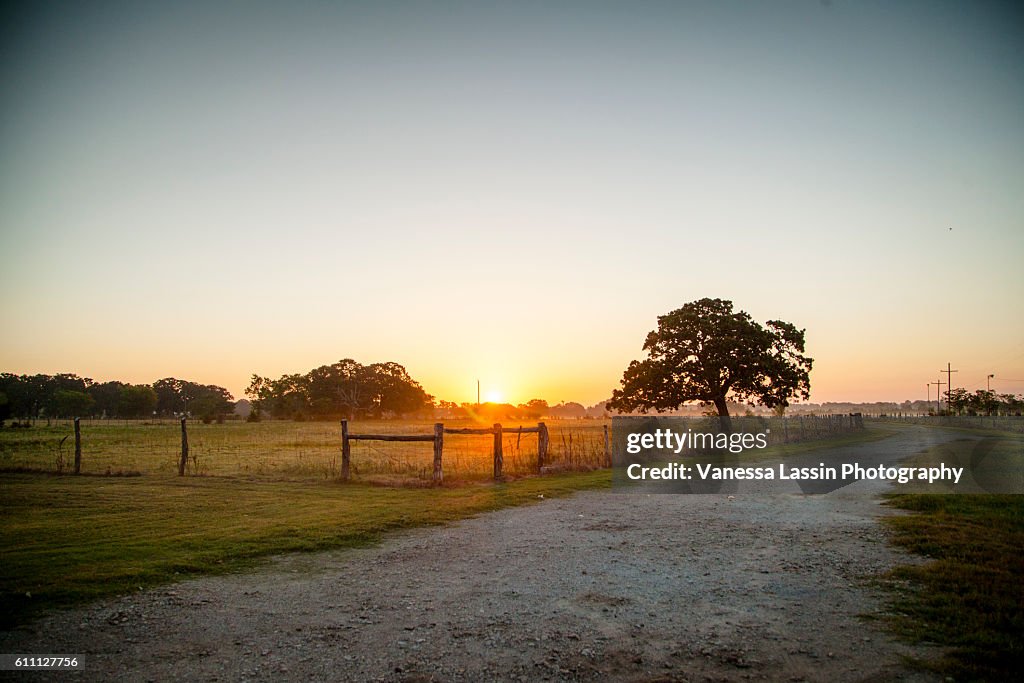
[[988, 374, 995, 391], [929, 380, 946, 415], [941, 362, 958, 414], [477, 379, 480, 406]]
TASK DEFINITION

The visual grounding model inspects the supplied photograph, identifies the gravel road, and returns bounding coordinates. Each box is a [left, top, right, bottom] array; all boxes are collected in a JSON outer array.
[[2, 425, 964, 682]]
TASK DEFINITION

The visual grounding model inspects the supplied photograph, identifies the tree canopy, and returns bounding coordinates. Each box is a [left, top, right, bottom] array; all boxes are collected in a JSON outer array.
[[606, 298, 813, 429], [153, 378, 234, 421], [0, 373, 234, 421], [246, 359, 433, 420], [118, 385, 158, 418], [944, 388, 1021, 416]]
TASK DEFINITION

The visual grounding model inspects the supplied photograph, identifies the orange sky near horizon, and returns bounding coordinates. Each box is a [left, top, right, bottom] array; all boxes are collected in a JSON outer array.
[[2, 284, 1021, 408]]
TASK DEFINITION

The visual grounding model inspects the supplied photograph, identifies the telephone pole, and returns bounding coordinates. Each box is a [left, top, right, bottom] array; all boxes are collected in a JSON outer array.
[[987, 374, 994, 391], [477, 379, 480, 406], [941, 362, 958, 413], [929, 380, 946, 415]]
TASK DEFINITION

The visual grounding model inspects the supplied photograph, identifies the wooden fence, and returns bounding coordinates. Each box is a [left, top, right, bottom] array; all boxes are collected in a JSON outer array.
[[41, 418, 612, 479], [340, 420, 556, 483], [28, 416, 870, 479]]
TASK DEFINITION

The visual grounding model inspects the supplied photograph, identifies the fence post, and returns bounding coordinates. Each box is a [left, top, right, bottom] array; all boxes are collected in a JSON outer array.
[[341, 419, 351, 481], [537, 422, 549, 473], [433, 422, 444, 483], [73, 417, 82, 475], [493, 423, 503, 480], [178, 417, 189, 476], [603, 424, 610, 468]]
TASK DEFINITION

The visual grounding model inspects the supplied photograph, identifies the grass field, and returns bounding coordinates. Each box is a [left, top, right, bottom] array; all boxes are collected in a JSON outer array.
[[0, 419, 613, 481], [881, 493, 1024, 680], [0, 470, 611, 628], [889, 433, 1024, 494], [0, 415, 863, 481]]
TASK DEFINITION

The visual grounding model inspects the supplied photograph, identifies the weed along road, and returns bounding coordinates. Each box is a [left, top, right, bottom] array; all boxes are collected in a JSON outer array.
[[0, 425, 967, 682]]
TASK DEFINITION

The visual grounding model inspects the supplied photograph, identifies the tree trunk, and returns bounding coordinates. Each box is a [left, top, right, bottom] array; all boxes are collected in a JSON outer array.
[[713, 397, 733, 435]]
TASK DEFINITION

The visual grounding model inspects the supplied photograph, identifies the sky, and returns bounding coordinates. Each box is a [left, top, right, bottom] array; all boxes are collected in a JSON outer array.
[[1, 0, 1023, 406]]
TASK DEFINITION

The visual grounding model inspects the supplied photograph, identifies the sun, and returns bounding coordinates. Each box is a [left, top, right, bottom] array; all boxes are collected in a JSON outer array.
[[484, 389, 505, 404]]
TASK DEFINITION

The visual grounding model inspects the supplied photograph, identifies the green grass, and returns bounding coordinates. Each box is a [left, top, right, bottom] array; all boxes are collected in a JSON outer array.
[[889, 435, 1024, 494], [0, 469, 609, 628], [881, 494, 1024, 680], [745, 425, 895, 461]]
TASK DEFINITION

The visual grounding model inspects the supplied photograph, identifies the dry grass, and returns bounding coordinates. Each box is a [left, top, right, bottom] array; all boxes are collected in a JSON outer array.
[[0, 414, 863, 482], [0, 419, 611, 482]]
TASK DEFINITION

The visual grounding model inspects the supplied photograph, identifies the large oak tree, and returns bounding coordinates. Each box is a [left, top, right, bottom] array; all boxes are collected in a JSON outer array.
[[606, 298, 812, 431]]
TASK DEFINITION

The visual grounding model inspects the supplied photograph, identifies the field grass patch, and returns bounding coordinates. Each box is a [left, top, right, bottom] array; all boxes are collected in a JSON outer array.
[[0, 469, 609, 628], [881, 493, 1024, 679]]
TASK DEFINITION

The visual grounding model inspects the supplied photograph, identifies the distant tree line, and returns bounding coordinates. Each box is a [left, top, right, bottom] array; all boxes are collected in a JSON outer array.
[[244, 360, 597, 421], [0, 373, 234, 423], [944, 389, 1024, 416], [1, 362, 588, 425]]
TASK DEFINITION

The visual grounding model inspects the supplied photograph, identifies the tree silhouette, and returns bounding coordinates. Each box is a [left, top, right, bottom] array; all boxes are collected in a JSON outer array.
[[607, 298, 812, 432]]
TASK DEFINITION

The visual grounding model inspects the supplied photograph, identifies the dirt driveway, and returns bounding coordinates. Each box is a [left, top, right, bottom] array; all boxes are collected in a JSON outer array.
[[1, 426, 962, 682]]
